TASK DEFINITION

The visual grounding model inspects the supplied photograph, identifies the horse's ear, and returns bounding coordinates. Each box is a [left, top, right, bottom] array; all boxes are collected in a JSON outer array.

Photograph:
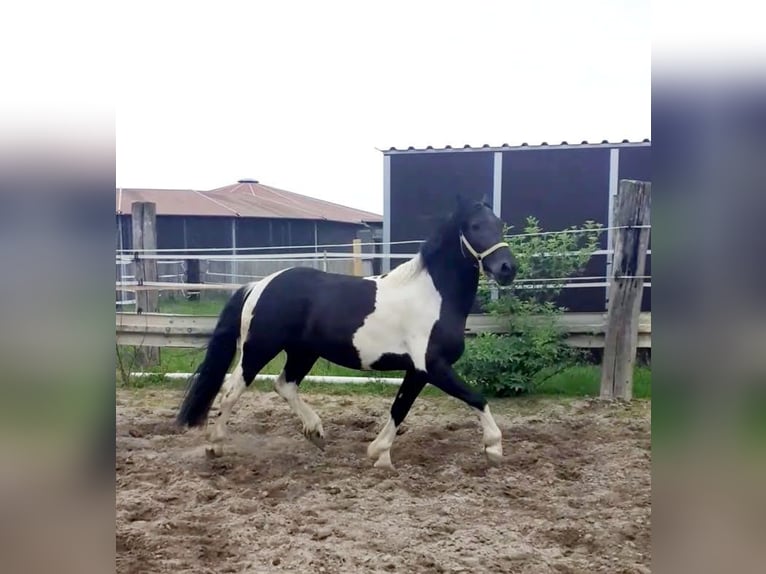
[[481, 193, 490, 206], [455, 193, 471, 213]]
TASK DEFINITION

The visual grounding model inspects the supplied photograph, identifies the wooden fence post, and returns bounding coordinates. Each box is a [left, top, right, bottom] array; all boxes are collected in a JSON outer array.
[[600, 180, 651, 400], [356, 229, 374, 276], [352, 239, 363, 276], [131, 201, 160, 367]]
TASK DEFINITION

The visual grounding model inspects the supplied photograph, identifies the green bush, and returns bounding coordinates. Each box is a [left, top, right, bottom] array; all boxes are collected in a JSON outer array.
[[455, 216, 603, 396], [456, 330, 571, 396]]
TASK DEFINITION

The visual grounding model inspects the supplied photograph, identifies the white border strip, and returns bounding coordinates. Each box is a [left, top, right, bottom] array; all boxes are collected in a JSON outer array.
[[491, 152, 503, 302], [492, 151, 503, 217], [382, 154, 392, 273], [606, 148, 620, 308]]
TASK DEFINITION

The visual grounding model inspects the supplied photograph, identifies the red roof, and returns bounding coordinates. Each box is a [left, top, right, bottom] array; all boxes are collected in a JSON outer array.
[[116, 188, 238, 217], [116, 181, 382, 224]]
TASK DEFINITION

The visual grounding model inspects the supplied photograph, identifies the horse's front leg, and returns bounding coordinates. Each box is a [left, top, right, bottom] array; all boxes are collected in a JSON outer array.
[[426, 358, 503, 462]]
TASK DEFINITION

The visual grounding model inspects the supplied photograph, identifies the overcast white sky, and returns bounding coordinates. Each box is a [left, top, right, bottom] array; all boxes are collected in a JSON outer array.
[[116, 0, 651, 214]]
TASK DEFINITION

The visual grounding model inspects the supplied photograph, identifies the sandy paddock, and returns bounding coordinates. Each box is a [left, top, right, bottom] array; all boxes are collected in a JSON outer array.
[[116, 388, 651, 573]]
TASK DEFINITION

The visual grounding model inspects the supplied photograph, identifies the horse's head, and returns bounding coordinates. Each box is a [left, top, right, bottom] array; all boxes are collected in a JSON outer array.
[[456, 195, 517, 286]]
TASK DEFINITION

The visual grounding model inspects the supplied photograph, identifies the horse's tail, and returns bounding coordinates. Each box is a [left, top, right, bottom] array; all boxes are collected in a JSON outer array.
[[176, 284, 252, 428]]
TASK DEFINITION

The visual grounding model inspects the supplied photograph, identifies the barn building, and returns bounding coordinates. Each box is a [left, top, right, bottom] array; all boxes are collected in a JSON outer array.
[[116, 179, 383, 289], [117, 179, 382, 253], [381, 140, 651, 312]]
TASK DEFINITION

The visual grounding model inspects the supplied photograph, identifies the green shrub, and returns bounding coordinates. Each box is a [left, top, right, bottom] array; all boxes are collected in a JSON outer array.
[[456, 331, 571, 396], [456, 216, 603, 396]]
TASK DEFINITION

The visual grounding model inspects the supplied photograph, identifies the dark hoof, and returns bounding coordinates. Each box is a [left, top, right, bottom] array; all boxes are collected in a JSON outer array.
[[205, 445, 223, 458], [304, 429, 326, 450]]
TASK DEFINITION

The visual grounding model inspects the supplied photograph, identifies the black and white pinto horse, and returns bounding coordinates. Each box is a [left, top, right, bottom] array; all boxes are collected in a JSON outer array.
[[176, 196, 517, 468]]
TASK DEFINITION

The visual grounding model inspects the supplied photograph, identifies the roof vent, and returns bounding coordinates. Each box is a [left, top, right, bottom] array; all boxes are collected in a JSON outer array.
[[238, 178, 259, 184]]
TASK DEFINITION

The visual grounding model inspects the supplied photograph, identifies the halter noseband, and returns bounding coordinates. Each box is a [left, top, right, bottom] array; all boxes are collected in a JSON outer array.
[[459, 233, 509, 276]]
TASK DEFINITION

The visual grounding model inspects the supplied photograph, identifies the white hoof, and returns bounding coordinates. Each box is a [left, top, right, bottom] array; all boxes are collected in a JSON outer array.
[[373, 450, 394, 470], [367, 440, 380, 459], [208, 420, 227, 442], [484, 441, 503, 463]]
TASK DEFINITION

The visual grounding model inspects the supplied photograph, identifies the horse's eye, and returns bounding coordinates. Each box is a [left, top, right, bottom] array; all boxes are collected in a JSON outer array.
[[471, 223, 480, 231]]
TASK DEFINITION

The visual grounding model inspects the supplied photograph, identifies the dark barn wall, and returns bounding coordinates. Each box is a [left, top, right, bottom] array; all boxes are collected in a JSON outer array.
[[618, 146, 651, 181], [117, 215, 192, 252], [116, 215, 131, 289], [235, 218, 272, 251], [389, 151, 494, 261], [118, 215, 368, 254], [288, 219, 317, 250], [237, 218, 365, 254], [117, 214, 131, 251], [317, 221, 367, 253], [237, 218, 316, 254], [501, 147, 611, 312], [156, 216, 186, 250], [501, 148, 610, 232], [185, 216, 232, 253], [386, 143, 652, 313]]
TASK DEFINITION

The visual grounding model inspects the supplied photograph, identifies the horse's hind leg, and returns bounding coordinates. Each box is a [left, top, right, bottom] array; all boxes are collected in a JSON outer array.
[[207, 361, 247, 456], [274, 349, 324, 449], [207, 337, 282, 456]]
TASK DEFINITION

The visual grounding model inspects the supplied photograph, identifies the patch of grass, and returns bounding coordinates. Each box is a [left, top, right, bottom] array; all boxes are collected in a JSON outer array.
[[120, 350, 650, 401], [135, 348, 652, 400], [157, 296, 230, 315], [143, 348, 404, 380], [537, 365, 651, 398], [119, 369, 438, 398], [119, 294, 230, 316]]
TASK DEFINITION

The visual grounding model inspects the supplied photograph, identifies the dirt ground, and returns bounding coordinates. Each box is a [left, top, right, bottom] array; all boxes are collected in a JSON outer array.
[[116, 388, 651, 574]]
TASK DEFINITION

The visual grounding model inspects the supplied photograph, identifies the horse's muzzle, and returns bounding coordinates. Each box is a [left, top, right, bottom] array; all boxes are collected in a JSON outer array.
[[491, 261, 517, 286]]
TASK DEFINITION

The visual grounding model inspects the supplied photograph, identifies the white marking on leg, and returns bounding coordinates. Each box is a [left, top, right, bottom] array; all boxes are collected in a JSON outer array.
[[274, 371, 324, 445], [367, 416, 397, 469], [477, 404, 503, 462], [207, 364, 246, 455]]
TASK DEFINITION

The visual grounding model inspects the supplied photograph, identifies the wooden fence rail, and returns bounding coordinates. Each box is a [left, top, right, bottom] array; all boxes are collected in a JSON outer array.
[[116, 312, 651, 350]]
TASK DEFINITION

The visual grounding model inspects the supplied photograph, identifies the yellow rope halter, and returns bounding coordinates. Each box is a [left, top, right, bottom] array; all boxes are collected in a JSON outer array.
[[459, 233, 509, 276]]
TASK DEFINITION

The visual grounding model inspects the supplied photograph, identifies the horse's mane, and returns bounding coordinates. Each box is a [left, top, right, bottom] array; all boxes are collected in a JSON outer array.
[[419, 209, 462, 266], [380, 252, 425, 285], [378, 210, 461, 286], [380, 200, 487, 286]]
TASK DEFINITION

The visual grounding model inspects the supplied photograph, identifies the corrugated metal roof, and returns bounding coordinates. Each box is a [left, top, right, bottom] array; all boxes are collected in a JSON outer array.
[[116, 188, 240, 217], [116, 182, 382, 224], [380, 138, 651, 154], [208, 181, 382, 223]]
